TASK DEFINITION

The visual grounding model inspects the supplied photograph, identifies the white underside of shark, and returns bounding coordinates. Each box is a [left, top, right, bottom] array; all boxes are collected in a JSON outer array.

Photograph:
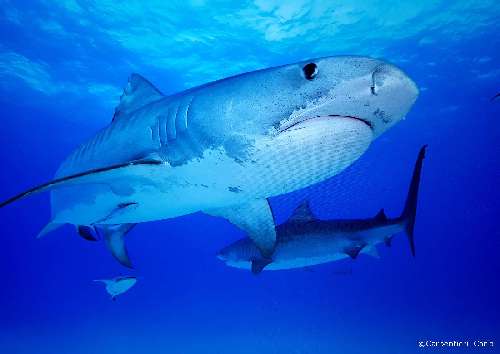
[[52, 117, 371, 225]]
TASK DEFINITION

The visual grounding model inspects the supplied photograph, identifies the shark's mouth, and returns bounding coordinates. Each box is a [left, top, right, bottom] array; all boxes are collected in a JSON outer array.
[[278, 114, 373, 133]]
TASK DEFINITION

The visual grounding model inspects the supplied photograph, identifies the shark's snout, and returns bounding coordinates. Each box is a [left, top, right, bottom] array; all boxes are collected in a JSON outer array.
[[366, 62, 419, 136], [276, 57, 419, 140], [372, 63, 419, 99]]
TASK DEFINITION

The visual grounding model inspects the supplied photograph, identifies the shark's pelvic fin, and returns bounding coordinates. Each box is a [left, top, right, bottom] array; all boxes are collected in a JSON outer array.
[[37, 221, 64, 239], [287, 200, 316, 222], [96, 223, 136, 268], [113, 73, 164, 121], [204, 199, 277, 258], [0, 158, 164, 209], [77, 225, 99, 241]]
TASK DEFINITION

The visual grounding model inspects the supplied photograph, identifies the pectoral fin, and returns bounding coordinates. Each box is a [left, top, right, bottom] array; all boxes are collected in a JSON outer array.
[[204, 199, 277, 258], [96, 224, 136, 268]]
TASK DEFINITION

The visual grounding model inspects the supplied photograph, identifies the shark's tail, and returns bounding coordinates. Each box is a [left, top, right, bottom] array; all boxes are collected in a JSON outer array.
[[399, 145, 427, 257]]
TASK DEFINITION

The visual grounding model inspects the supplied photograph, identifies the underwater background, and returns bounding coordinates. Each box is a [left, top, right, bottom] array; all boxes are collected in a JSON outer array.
[[0, 1, 499, 353]]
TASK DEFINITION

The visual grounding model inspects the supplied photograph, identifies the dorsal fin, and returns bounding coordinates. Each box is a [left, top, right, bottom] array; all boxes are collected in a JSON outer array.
[[375, 208, 387, 221], [288, 200, 316, 222], [113, 74, 164, 122]]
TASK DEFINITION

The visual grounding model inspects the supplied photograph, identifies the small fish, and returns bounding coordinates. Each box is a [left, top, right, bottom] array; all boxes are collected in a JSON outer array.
[[491, 92, 500, 101], [94, 276, 137, 300]]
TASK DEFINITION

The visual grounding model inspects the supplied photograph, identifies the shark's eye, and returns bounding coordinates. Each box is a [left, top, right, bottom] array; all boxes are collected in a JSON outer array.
[[303, 63, 317, 80]]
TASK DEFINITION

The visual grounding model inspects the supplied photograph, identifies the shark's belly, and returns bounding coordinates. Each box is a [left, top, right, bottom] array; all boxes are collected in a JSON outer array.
[[266, 254, 348, 270], [229, 235, 349, 271], [268, 235, 348, 270], [51, 117, 371, 224]]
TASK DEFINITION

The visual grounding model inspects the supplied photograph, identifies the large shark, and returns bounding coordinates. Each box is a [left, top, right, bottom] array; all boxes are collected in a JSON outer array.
[[217, 145, 426, 273], [0, 56, 418, 267]]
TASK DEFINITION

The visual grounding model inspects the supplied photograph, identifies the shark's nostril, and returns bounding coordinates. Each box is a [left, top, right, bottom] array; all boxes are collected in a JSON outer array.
[[371, 63, 418, 101], [372, 66, 388, 94]]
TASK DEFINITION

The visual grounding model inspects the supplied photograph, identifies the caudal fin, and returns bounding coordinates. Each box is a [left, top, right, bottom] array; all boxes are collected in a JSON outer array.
[[400, 145, 427, 257]]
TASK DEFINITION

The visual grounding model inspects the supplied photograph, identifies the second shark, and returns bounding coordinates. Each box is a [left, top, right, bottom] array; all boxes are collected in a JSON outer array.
[[217, 145, 427, 273]]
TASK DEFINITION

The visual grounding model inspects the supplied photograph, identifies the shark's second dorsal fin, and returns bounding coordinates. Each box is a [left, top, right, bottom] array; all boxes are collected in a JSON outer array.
[[113, 74, 164, 122], [375, 208, 387, 221], [288, 200, 316, 222]]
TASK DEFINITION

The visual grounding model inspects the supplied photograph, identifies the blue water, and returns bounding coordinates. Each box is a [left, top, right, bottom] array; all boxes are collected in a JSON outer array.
[[0, 1, 499, 353]]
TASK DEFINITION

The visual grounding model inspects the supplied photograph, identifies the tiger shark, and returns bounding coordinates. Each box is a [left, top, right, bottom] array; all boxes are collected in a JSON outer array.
[[217, 145, 426, 273], [0, 56, 418, 267]]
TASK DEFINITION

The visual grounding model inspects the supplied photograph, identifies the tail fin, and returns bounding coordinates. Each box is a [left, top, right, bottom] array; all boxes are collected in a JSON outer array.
[[400, 145, 427, 257]]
